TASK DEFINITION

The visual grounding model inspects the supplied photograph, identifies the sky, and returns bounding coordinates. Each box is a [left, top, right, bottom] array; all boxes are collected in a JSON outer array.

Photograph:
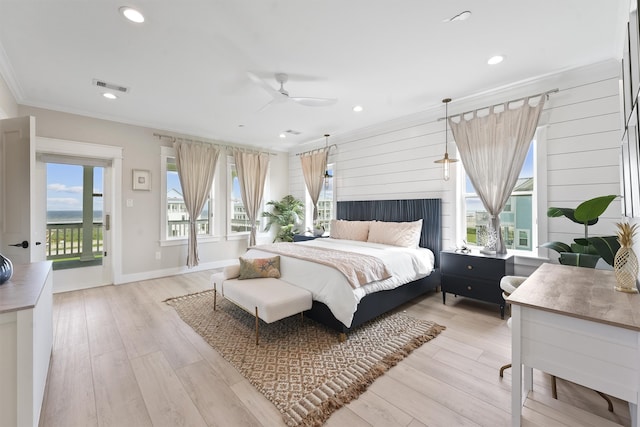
[[47, 163, 103, 211]]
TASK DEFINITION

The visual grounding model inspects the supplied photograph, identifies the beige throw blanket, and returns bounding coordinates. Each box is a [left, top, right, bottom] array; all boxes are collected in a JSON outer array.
[[251, 242, 391, 289]]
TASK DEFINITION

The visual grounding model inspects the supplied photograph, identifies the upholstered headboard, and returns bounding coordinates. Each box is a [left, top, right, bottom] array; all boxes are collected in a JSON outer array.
[[336, 198, 442, 267]]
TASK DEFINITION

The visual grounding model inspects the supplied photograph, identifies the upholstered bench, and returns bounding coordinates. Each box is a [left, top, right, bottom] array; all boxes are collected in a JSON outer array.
[[211, 264, 312, 345]]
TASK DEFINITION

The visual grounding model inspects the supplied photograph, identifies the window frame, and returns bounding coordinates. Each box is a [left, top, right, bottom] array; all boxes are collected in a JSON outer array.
[[457, 130, 546, 258], [160, 146, 217, 246]]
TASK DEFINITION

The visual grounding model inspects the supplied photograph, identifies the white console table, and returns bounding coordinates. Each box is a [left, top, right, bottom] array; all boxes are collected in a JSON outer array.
[[507, 263, 640, 426], [0, 261, 53, 427]]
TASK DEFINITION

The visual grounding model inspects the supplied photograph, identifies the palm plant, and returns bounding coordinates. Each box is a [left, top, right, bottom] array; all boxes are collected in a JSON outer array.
[[262, 195, 304, 242], [541, 195, 620, 267]]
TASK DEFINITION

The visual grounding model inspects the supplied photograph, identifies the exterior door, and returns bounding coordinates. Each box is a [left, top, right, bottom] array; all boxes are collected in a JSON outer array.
[[36, 136, 122, 292], [41, 160, 112, 291], [0, 116, 45, 264]]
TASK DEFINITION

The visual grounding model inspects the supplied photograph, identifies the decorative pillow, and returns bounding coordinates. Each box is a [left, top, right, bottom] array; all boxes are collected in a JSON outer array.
[[238, 256, 281, 279], [367, 219, 423, 248], [330, 220, 371, 241]]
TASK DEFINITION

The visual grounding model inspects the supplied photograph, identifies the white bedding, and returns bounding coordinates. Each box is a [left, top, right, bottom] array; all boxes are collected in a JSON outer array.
[[243, 238, 435, 328]]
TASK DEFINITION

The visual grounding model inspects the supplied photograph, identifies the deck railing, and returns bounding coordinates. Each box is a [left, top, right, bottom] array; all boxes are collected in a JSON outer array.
[[46, 222, 103, 260]]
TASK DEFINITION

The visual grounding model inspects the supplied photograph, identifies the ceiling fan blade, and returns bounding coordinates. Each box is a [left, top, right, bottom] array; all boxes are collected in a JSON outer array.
[[290, 97, 337, 107]]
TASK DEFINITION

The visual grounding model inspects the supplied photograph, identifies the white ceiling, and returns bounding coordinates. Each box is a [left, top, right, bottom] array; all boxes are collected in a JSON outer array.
[[0, 1, 627, 151]]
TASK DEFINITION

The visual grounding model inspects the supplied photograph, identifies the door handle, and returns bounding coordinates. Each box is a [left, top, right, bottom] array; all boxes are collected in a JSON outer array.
[[10, 240, 29, 249], [105, 214, 111, 231]]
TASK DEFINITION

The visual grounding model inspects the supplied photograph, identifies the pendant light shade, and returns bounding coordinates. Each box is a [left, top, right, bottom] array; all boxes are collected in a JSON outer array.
[[434, 98, 458, 181]]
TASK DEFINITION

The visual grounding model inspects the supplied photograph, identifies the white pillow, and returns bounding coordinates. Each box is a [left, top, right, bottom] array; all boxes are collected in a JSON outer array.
[[222, 264, 240, 279], [367, 219, 423, 248], [330, 220, 371, 241]]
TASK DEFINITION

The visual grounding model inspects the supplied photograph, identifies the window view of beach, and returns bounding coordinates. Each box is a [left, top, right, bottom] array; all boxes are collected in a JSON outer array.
[[46, 163, 104, 269]]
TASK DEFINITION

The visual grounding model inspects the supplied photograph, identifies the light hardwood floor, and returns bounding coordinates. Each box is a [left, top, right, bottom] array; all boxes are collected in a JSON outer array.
[[40, 270, 632, 427]]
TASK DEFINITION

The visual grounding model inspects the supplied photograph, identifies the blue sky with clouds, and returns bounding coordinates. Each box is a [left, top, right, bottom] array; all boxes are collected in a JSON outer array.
[[47, 163, 103, 211]]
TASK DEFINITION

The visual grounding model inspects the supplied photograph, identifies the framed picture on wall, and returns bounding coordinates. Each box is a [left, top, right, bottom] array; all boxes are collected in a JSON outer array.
[[132, 169, 151, 191]]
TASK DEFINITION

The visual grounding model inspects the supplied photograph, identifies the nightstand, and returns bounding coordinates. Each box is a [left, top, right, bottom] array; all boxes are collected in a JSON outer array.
[[440, 250, 514, 318]]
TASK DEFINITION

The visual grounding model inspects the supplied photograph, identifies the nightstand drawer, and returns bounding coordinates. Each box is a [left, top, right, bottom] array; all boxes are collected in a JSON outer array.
[[441, 252, 507, 281], [441, 275, 503, 304]]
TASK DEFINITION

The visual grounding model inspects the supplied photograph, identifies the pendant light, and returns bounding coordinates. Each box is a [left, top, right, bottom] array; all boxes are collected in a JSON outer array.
[[434, 98, 458, 181], [323, 134, 332, 183]]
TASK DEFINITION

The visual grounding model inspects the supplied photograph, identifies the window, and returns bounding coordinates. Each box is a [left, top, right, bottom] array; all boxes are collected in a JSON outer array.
[[45, 163, 104, 270], [462, 141, 536, 253], [305, 163, 334, 233], [227, 156, 268, 235], [161, 147, 213, 241]]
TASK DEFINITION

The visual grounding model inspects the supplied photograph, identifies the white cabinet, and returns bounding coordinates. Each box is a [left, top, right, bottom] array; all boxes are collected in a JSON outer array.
[[0, 261, 53, 427]]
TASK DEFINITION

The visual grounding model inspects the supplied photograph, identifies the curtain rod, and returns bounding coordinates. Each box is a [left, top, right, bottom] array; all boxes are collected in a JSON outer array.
[[152, 132, 277, 156], [296, 144, 337, 157], [437, 88, 559, 121]]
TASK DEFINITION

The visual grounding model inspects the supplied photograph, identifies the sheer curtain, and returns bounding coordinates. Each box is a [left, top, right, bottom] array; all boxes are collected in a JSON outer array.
[[174, 141, 220, 267], [449, 95, 546, 254], [300, 148, 328, 221], [233, 150, 270, 246]]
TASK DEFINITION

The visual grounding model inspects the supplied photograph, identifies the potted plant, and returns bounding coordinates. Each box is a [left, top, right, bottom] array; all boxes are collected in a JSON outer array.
[[262, 195, 305, 242], [541, 195, 620, 268]]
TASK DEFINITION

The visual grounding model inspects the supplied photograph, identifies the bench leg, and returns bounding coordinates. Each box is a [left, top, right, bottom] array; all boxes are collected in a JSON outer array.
[[255, 307, 259, 346], [213, 286, 217, 311]]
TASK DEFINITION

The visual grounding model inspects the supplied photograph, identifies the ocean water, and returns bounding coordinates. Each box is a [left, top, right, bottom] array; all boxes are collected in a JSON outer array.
[[47, 210, 103, 223]]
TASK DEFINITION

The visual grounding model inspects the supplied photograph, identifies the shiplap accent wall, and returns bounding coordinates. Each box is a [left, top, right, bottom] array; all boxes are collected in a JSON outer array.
[[289, 60, 623, 265]]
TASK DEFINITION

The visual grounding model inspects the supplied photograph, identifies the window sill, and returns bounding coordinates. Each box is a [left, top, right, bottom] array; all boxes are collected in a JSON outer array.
[[226, 232, 272, 242], [159, 235, 221, 247]]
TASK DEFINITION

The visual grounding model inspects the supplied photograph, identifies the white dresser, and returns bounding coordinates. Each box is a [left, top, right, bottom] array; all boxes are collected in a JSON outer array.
[[0, 261, 53, 427]]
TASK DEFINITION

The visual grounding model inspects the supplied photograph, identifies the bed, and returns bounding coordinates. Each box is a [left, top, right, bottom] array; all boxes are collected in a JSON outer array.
[[247, 198, 441, 335]]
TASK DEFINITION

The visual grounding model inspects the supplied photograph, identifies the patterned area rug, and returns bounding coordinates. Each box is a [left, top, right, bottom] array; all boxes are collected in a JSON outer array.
[[165, 290, 444, 427]]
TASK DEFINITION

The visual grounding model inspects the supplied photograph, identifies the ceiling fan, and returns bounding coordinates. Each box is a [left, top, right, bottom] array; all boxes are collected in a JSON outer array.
[[247, 72, 337, 108]]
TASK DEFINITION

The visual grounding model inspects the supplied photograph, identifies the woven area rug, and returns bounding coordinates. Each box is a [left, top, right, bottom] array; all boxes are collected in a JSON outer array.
[[165, 290, 445, 427]]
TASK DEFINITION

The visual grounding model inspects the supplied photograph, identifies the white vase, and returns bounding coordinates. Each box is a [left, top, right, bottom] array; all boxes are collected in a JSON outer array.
[[614, 245, 639, 293]]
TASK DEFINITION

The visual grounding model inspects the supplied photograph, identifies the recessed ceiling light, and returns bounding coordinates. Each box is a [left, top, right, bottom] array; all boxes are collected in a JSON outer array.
[[488, 55, 504, 65], [119, 6, 145, 23], [102, 92, 117, 100], [279, 133, 286, 139], [353, 105, 363, 112]]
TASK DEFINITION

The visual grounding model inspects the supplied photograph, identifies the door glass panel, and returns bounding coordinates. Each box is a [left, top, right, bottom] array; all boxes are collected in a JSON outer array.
[[46, 163, 104, 270]]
